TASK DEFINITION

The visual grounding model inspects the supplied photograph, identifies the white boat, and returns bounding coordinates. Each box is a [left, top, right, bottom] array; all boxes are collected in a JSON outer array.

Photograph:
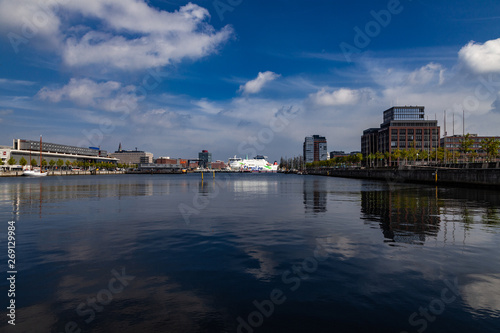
[[23, 135, 47, 177], [228, 155, 278, 172], [23, 169, 47, 177]]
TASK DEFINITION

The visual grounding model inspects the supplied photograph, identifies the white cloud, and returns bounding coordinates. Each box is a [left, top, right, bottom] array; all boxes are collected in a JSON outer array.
[[0, 78, 36, 86], [459, 38, 500, 74], [239, 71, 281, 94], [309, 88, 368, 106], [37, 78, 138, 112], [0, 1, 233, 71], [407, 63, 445, 85]]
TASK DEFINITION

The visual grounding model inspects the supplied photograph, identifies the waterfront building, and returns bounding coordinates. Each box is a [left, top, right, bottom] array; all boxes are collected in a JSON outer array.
[[1, 139, 118, 167], [361, 106, 440, 157], [330, 151, 348, 159], [303, 135, 328, 164], [440, 134, 500, 161], [198, 150, 212, 169], [109, 144, 153, 165], [211, 160, 227, 170]]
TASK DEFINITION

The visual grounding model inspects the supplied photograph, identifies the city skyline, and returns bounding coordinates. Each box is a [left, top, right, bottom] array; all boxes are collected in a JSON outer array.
[[1, 0, 500, 162]]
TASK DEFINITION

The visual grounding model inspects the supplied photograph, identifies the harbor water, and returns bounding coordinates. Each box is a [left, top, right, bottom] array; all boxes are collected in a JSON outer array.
[[1, 173, 500, 332]]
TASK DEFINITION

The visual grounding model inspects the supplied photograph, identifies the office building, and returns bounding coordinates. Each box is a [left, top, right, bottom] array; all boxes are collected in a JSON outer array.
[[303, 135, 328, 163], [361, 106, 440, 157]]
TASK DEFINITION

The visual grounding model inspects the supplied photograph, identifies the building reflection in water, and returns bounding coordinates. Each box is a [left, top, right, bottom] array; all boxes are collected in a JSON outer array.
[[0, 180, 157, 218], [303, 178, 327, 214], [361, 188, 440, 245]]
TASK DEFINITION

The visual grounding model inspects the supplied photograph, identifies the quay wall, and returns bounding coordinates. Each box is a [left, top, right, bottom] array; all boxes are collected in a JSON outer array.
[[307, 167, 500, 188]]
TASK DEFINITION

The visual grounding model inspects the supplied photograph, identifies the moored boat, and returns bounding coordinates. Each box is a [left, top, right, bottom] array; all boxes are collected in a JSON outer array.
[[23, 135, 47, 177]]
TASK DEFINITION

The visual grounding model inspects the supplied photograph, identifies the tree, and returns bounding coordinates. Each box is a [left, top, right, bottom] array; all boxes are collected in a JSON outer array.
[[49, 160, 56, 169], [392, 149, 402, 166], [57, 159, 64, 168], [65, 160, 71, 168], [375, 151, 383, 167], [383, 151, 391, 166], [31, 159, 37, 167], [407, 148, 418, 165], [7, 157, 16, 165], [19, 157, 27, 166], [400, 150, 409, 166], [41, 159, 47, 167], [480, 138, 500, 162], [0, 159, 4, 166], [459, 133, 474, 162], [367, 153, 375, 167], [418, 150, 429, 163]]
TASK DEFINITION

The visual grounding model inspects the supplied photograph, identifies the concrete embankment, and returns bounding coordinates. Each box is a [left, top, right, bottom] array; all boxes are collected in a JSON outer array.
[[307, 167, 500, 188], [0, 170, 125, 177]]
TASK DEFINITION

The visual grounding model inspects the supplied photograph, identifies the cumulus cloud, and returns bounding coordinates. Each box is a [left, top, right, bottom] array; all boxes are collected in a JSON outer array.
[[407, 63, 445, 85], [459, 38, 500, 74], [37, 78, 138, 112], [309, 88, 367, 106], [0, 1, 233, 70], [239, 71, 281, 94]]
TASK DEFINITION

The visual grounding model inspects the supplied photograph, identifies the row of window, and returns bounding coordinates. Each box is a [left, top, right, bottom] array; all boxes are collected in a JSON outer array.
[[391, 129, 438, 135]]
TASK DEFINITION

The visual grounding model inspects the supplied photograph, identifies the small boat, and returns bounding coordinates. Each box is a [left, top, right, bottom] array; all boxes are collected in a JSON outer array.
[[23, 169, 47, 177], [23, 135, 47, 177]]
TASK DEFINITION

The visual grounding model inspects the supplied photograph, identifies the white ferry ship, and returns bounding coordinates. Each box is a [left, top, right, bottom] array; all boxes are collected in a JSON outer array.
[[228, 155, 278, 172]]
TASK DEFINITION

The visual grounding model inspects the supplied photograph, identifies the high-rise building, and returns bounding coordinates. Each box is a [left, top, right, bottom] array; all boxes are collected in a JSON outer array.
[[361, 106, 440, 157], [303, 135, 327, 163], [198, 150, 212, 168]]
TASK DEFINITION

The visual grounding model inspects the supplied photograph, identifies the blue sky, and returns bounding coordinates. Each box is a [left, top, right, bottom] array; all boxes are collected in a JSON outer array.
[[1, 0, 500, 162]]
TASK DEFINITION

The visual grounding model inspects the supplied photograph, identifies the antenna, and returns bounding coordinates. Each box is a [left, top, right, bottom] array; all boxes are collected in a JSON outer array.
[[453, 113, 455, 136], [462, 109, 465, 136], [444, 110, 447, 137]]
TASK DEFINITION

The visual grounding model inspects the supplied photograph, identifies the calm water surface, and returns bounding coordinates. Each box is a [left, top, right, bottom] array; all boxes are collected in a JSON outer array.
[[1, 173, 500, 333]]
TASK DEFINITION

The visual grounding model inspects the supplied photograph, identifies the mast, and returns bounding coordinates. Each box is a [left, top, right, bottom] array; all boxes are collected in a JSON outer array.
[[40, 135, 43, 173]]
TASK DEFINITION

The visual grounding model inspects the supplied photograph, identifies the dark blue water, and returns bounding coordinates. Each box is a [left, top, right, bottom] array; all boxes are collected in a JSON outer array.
[[1, 173, 499, 333]]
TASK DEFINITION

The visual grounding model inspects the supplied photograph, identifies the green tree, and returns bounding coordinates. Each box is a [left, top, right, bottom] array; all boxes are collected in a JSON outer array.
[[41, 159, 47, 167], [19, 157, 27, 166], [57, 159, 64, 168], [400, 149, 409, 165], [354, 153, 363, 166], [480, 138, 500, 162], [418, 150, 429, 163], [31, 159, 37, 167], [49, 160, 56, 169], [65, 160, 71, 168], [459, 133, 474, 162], [0, 159, 4, 166], [375, 151, 383, 167], [383, 151, 391, 166], [392, 149, 402, 166], [407, 148, 418, 165], [7, 157, 16, 165]]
